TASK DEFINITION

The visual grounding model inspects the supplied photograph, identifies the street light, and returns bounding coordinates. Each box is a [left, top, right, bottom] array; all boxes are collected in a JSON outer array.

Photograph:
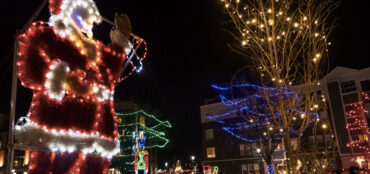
[[191, 155, 195, 161], [322, 123, 327, 150], [256, 148, 261, 153], [165, 162, 168, 168], [322, 124, 327, 129]]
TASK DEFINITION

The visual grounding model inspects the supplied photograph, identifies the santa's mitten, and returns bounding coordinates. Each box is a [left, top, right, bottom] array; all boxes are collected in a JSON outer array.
[[44, 60, 69, 100], [110, 13, 132, 54]]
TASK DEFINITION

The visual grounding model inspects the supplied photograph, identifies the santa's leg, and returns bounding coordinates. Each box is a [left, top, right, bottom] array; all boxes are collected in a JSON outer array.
[[50, 152, 80, 174], [79, 154, 110, 174], [29, 151, 53, 174]]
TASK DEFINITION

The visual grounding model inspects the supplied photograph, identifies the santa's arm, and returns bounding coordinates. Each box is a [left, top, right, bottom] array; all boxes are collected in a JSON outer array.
[[17, 23, 54, 90], [96, 30, 128, 88], [17, 23, 92, 97], [17, 23, 74, 99]]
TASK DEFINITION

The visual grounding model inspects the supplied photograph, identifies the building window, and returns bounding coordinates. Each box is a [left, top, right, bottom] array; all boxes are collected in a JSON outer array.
[[242, 164, 247, 174], [249, 163, 260, 173], [245, 144, 251, 156], [291, 139, 298, 150], [342, 93, 359, 104], [240, 144, 246, 156], [341, 80, 357, 93], [276, 142, 283, 150], [206, 147, 216, 158], [361, 80, 370, 92], [252, 143, 259, 156], [241, 143, 259, 156], [254, 163, 260, 171], [205, 129, 214, 141], [242, 163, 260, 174]]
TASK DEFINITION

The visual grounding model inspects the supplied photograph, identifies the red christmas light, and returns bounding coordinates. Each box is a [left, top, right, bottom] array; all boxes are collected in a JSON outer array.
[[15, 0, 147, 173], [345, 92, 370, 172]]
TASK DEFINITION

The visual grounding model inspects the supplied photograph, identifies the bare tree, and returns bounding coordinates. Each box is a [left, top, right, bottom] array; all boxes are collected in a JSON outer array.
[[217, 0, 339, 173], [209, 81, 323, 173]]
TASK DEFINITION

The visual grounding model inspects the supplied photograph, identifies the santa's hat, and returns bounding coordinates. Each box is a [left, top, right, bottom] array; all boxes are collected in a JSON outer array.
[[49, 0, 64, 15]]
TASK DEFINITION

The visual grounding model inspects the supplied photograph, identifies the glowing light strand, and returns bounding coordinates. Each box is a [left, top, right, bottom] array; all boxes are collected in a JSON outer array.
[[207, 82, 319, 143]]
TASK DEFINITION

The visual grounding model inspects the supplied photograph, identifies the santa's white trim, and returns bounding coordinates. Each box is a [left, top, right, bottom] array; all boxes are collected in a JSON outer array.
[[15, 117, 120, 158]]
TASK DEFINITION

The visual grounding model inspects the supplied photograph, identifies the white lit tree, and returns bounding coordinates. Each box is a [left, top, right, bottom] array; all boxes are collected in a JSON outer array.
[[218, 0, 339, 173]]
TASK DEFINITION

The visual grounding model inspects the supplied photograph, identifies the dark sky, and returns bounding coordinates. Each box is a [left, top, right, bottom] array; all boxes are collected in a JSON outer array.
[[0, 0, 369, 167]]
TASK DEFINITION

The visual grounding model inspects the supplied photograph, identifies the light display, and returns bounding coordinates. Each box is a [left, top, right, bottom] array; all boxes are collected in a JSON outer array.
[[14, 0, 147, 173], [116, 110, 171, 150], [111, 110, 171, 173], [207, 82, 319, 174], [345, 92, 370, 170], [134, 132, 149, 174], [218, 0, 338, 172], [207, 83, 318, 140]]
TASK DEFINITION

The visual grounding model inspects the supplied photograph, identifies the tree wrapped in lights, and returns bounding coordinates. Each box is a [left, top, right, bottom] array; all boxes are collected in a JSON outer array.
[[219, 0, 339, 172], [13, 0, 147, 173], [345, 92, 370, 170], [208, 83, 320, 174], [111, 110, 171, 173]]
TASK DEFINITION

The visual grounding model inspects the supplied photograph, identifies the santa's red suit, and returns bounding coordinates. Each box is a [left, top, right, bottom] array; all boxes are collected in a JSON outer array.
[[14, 0, 140, 173]]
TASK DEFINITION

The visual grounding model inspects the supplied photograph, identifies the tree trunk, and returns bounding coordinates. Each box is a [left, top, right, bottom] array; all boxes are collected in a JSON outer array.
[[267, 162, 274, 174]]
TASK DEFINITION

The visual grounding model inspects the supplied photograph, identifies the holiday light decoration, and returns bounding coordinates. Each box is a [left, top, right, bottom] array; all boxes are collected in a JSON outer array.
[[110, 110, 171, 173], [116, 110, 171, 152], [219, 0, 339, 172], [345, 92, 370, 170], [207, 82, 320, 174], [14, 0, 147, 173], [134, 132, 149, 174]]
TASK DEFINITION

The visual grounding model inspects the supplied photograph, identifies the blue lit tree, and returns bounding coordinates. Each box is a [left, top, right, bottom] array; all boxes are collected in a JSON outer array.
[[206, 82, 319, 174]]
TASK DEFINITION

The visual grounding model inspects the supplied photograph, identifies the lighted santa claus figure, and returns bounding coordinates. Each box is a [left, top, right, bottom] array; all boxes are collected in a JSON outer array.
[[14, 0, 146, 173]]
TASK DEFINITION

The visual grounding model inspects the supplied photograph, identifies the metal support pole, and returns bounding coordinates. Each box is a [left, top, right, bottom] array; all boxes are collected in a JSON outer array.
[[6, 38, 18, 174], [6, 1, 48, 173]]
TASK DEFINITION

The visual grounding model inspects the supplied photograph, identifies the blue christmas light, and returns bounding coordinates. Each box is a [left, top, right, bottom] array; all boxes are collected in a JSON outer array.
[[207, 81, 319, 143], [219, 90, 298, 106], [267, 163, 274, 174], [211, 83, 286, 91]]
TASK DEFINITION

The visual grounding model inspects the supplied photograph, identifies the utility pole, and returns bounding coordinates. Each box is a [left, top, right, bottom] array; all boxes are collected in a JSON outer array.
[[6, 1, 48, 173], [7, 36, 18, 174]]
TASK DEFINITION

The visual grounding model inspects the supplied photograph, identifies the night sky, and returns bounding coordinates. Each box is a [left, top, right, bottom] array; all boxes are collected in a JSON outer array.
[[0, 0, 369, 167]]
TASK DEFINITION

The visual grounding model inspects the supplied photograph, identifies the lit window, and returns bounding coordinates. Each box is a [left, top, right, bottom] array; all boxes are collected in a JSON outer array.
[[207, 147, 216, 158], [205, 129, 214, 141], [248, 164, 254, 172], [252, 143, 258, 155], [277, 142, 284, 150], [254, 163, 260, 171], [240, 144, 246, 156], [242, 164, 247, 173]]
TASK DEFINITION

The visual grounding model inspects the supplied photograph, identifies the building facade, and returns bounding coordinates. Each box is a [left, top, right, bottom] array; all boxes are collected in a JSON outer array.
[[319, 67, 370, 170], [0, 113, 29, 174], [200, 102, 285, 174], [111, 101, 162, 174], [200, 66, 370, 173]]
